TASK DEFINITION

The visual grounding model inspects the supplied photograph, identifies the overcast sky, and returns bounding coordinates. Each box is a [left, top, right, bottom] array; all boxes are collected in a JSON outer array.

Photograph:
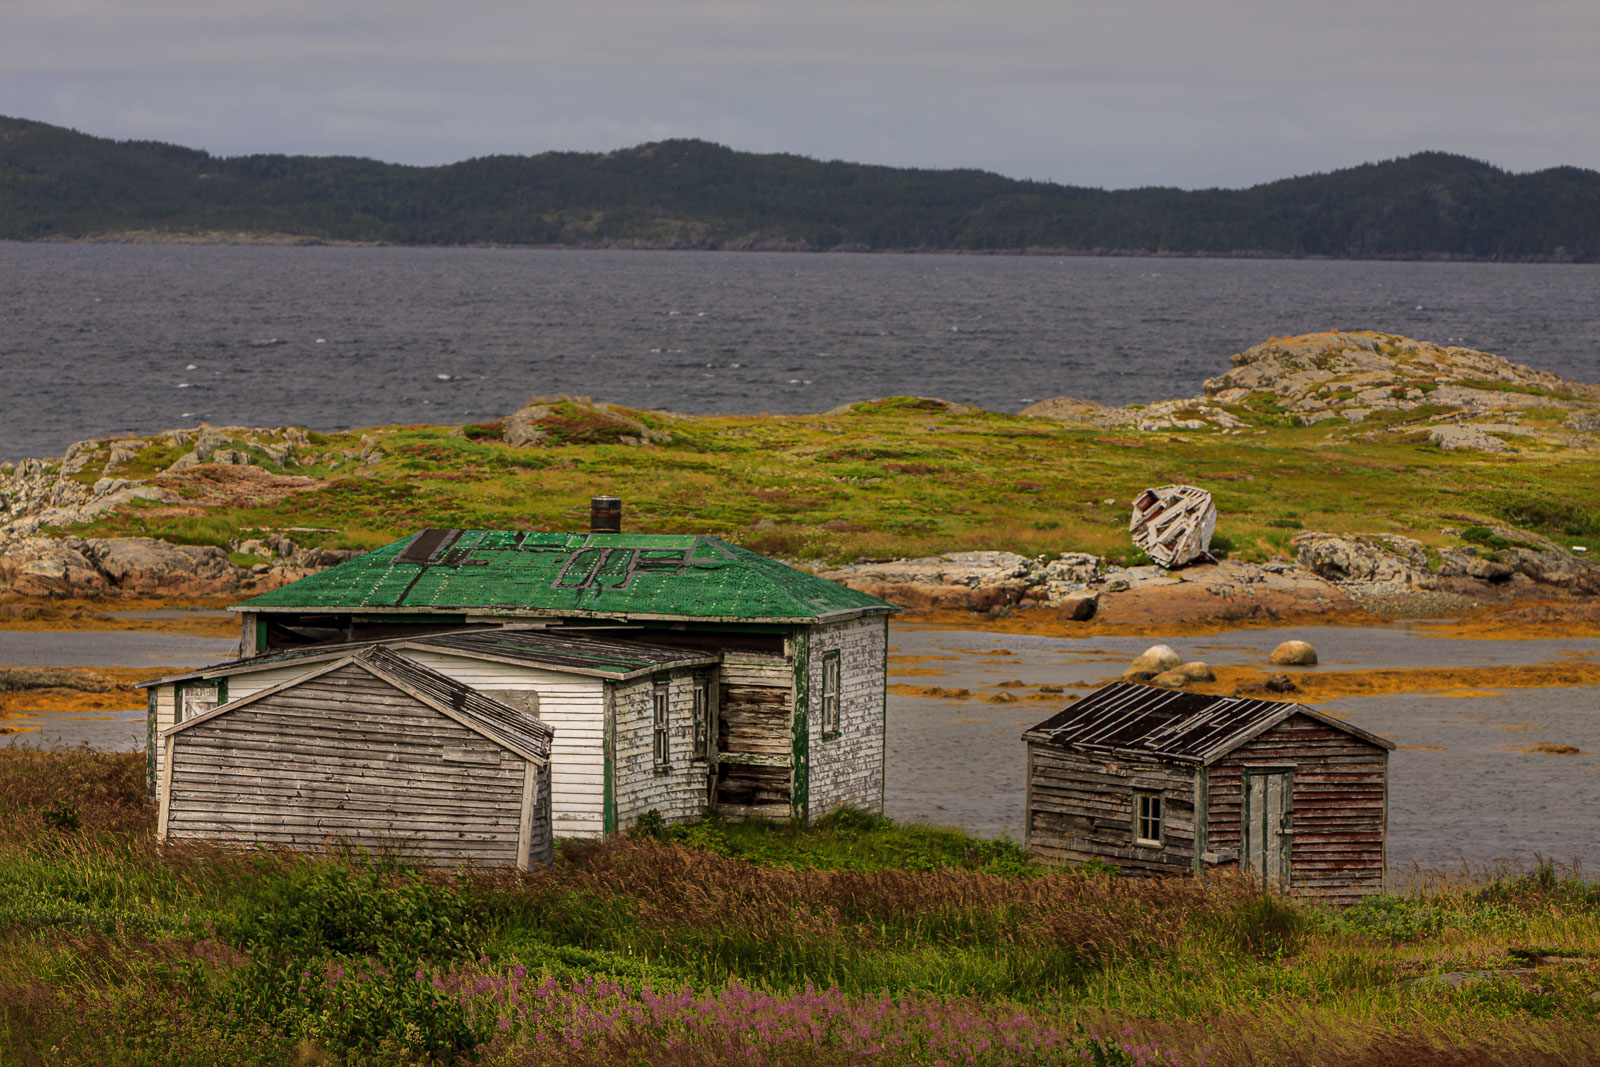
[[4, 1, 1596, 189]]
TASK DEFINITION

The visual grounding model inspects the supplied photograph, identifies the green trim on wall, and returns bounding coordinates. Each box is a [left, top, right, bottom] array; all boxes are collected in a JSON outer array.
[[602, 688, 617, 836], [216, 677, 228, 705], [790, 628, 810, 824], [145, 689, 157, 798]]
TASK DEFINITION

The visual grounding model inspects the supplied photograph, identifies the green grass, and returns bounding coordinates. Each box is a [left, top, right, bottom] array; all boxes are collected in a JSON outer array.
[[0, 750, 1598, 1065], [45, 398, 1600, 567]]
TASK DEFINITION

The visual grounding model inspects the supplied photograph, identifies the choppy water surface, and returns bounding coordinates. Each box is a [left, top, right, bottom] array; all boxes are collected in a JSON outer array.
[[5, 244, 1600, 460]]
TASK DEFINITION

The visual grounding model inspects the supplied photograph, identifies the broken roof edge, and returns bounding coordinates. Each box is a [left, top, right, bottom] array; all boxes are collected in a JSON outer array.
[[1020, 683, 1397, 761], [136, 632, 722, 689]]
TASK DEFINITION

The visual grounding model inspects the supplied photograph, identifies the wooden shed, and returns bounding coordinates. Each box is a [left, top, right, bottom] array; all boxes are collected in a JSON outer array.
[[156, 519, 896, 830], [158, 645, 555, 868], [1023, 681, 1395, 905], [144, 628, 720, 840]]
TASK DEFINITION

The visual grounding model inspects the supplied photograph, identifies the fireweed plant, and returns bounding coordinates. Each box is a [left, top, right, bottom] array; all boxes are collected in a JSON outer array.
[[0, 749, 1597, 1065]]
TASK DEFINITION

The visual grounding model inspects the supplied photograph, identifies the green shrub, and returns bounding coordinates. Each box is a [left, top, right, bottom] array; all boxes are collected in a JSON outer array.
[[226, 857, 482, 964]]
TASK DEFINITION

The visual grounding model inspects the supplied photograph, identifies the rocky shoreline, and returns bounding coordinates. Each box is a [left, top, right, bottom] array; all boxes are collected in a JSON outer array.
[[818, 525, 1600, 626]]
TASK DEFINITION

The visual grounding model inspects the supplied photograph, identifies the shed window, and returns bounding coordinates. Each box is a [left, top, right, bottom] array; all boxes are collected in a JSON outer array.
[[180, 683, 220, 723], [1134, 792, 1163, 846], [652, 680, 670, 770], [820, 651, 842, 739], [691, 675, 710, 762]]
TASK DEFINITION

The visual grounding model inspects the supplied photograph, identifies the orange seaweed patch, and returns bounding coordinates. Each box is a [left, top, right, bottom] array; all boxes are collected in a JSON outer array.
[[887, 666, 949, 678], [1417, 601, 1600, 642], [895, 607, 1385, 640], [1397, 745, 1447, 751], [1188, 662, 1600, 701], [0, 595, 237, 637], [0, 666, 152, 716], [888, 684, 973, 699], [886, 654, 960, 664]]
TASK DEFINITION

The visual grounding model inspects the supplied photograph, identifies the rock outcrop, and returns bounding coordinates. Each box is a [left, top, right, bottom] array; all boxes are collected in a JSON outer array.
[[1025, 331, 1600, 453]]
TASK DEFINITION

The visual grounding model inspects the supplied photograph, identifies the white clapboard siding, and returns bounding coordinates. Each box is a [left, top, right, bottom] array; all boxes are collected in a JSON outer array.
[[150, 686, 177, 788], [400, 651, 608, 838], [612, 670, 712, 831], [807, 616, 887, 816], [164, 664, 532, 866]]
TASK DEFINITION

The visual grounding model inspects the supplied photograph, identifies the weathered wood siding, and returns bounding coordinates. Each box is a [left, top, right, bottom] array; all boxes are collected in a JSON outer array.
[[1025, 744, 1197, 875], [715, 650, 794, 818], [398, 651, 607, 840], [148, 684, 178, 792], [1208, 713, 1388, 905], [613, 669, 710, 830], [806, 615, 886, 816], [162, 663, 536, 867]]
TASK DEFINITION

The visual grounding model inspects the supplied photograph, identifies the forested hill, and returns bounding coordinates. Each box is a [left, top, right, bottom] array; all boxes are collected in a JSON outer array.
[[2, 115, 1598, 259]]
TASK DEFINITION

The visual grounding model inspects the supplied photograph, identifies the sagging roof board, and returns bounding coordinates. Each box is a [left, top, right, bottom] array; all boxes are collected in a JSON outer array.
[[161, 645, 553, 764], [1022, 680, 1395, 765], [138, 627, 721, 689]]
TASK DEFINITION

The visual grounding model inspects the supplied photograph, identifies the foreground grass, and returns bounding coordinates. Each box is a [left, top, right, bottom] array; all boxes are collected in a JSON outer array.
[[0, 749, 1596, 1065], [54, 397, 1600, 565]]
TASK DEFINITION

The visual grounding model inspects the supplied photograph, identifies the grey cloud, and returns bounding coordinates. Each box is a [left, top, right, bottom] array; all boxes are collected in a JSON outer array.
[[4, 0, 1598, 187]]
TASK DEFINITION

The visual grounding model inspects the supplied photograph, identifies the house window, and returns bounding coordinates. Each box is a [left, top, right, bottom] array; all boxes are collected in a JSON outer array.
[[179, 682, 220, 723], [820, 651, 842, 739], [652, 680, 670, 770], [1134, 792, 1163, 846], [691, 675, 710, 762]]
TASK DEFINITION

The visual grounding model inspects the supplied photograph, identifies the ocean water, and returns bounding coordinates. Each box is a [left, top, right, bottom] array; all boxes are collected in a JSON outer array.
[[3, 244, 1600, 461]]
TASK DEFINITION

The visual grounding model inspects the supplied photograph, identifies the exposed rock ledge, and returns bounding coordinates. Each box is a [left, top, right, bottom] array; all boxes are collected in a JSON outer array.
[[820, 530, 1600, 624], [0, 534, 360, 599]]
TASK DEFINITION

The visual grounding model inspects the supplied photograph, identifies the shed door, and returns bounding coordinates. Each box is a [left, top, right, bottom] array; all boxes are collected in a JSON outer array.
[[1242, 768, 1293, 889]]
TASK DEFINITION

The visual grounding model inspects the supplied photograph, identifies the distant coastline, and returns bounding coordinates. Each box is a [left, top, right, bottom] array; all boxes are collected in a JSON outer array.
[[7, 232, 1591, 265], [4, 115, 1597, 261]]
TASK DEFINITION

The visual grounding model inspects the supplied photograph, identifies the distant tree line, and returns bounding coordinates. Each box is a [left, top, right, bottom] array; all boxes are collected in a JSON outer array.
[[2, 116, 1597, 260]]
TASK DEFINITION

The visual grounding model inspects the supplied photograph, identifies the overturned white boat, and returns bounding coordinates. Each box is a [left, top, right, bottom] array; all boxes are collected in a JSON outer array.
[[1129, 484, 1217, 568]]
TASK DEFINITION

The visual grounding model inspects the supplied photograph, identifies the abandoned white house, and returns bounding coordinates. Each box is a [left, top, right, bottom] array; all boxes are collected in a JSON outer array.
[[141, 512, 896, 851], [1022, 681, 1394, 906]]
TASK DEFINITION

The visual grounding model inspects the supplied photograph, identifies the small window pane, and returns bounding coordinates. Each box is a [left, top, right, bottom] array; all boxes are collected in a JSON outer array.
[[652, 684, 670, 768], [691, 680, 709, 762], [1135, 793, 1163, 845]]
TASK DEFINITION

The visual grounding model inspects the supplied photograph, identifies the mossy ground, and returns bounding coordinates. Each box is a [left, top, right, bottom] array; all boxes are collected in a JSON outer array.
[[55, 398, 1600, 565], [0, 749, 1597, 1065]]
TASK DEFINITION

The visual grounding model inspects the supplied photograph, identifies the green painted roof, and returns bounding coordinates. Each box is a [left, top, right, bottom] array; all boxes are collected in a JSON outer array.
[[236, 530, 895, 623]]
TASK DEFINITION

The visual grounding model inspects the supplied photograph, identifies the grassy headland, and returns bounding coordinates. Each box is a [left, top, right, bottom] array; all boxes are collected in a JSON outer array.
[[48, 387, 1600, 567], [0, 748, 1596, 1065]]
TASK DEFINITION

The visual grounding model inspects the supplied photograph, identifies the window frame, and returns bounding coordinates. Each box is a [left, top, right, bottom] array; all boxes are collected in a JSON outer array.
[[690, 673, 710, 763], [820, 651, 842, 740], [178, 680, 222, 724], [1133, 791, 1163, 847], [651, 678, 671, 772]]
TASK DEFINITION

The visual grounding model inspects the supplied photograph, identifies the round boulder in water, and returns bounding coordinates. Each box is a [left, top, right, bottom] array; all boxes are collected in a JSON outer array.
[[1269, 640, 1318, 666], [1124, 644, 1183, 680]]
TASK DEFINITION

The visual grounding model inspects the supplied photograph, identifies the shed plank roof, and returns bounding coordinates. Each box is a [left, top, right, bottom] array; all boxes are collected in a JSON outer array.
[[162, 646, 553, 763], [138, 627, 720, 689], [236, 530, 894, 622], [1022, 681, 1394, 764]]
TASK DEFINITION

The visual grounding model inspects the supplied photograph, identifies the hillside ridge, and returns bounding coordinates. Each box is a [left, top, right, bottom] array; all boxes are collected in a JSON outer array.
[[3, 117, 1599, 259]]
